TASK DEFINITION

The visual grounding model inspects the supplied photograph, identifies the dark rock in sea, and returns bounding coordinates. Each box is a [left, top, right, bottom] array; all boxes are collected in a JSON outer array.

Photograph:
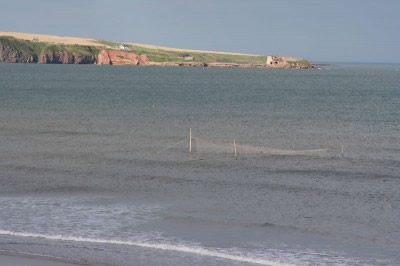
[[39, 51, 96, 64]]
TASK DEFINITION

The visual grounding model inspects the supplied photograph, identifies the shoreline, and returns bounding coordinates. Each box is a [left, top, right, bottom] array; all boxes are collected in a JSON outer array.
[[0, 250, 87, 266], [0, 61, 316, 69]]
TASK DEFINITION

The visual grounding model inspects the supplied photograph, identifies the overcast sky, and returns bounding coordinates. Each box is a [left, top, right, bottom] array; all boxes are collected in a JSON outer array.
[[1, 0, 399, 63]]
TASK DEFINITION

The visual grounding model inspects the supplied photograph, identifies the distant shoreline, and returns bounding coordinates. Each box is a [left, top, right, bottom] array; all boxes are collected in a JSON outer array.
[[0, 32, 313, 69]]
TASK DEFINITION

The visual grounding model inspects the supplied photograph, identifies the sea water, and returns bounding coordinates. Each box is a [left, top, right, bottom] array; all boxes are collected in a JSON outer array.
[[0, 63, 399, 265]]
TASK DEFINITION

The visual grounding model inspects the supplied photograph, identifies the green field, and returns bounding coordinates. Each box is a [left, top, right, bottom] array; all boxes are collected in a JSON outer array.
[[96, 40, 269, 64]]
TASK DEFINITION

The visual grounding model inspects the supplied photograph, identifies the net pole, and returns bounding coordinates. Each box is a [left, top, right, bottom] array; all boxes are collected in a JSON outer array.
[[233, 139, 237, 160], [341, 145, 344, 158], [189, 128, 192, 154]]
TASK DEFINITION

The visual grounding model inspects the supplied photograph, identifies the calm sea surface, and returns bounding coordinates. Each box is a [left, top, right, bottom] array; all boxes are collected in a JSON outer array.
[[0, 63, 399, 265]]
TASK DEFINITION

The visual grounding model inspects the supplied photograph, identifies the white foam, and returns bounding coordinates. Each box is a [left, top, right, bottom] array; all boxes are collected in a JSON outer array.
[[0, 230, 295, 266]]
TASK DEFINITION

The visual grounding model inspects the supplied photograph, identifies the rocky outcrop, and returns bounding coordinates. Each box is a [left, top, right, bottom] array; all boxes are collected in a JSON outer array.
[[97, 50, 148, 65], [39, 51, 96, 64], [0, 40, 37, 63], [266, 56, 310, 68]]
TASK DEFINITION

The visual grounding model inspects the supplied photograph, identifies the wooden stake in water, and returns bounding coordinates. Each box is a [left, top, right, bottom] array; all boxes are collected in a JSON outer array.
[[189, 128, 192, 153], [341, 145, 344, 158], [233, 139, 237, 160]]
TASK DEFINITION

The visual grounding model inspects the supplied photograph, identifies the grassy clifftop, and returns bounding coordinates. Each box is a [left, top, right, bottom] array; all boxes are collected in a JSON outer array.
[[0, 36, 99, 58], [96, 40, 268, 64]]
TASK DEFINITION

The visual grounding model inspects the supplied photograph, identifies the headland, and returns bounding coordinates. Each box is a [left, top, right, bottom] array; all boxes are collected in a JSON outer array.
[[0, 32, 312, 69]]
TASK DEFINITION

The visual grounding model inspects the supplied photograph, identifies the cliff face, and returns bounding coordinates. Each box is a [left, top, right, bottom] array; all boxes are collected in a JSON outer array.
[[0, 37, 97, 64], [0, 39, 37, 63], [0, 38, 146, 65], [39, 51, 96, 64], [97, 50, 148, 65]]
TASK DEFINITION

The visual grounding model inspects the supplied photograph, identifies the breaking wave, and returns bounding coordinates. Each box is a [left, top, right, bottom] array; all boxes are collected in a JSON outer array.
[[0, 230, 294, 266]]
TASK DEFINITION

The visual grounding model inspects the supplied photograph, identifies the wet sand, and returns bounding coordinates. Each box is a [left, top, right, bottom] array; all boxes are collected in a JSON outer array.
[[0, 253, 82, 266]]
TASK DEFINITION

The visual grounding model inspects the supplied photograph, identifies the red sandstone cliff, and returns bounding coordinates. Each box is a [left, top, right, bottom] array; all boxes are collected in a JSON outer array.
[[97, 50, 148, 65]]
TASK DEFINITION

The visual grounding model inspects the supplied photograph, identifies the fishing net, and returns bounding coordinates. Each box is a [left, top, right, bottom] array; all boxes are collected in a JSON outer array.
[[157, 133, 333, 158], [194, 137, 329, 156]]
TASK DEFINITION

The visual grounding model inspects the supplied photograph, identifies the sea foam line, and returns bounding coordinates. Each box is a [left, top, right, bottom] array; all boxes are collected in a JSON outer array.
[[0, 230, 295, 266]]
